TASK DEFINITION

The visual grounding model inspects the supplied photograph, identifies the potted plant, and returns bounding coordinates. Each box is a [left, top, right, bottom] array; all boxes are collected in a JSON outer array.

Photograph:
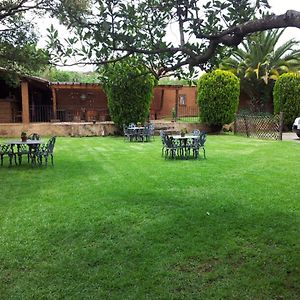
[[180, 128, 187, 137], [21, 131, 27, 142], [171, 107, 176, 122]]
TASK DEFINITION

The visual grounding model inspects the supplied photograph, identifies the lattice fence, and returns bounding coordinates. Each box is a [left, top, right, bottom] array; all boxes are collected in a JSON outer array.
[[234, 112, 284, 140]]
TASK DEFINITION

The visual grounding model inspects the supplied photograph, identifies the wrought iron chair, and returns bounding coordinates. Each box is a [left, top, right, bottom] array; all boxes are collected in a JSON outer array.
[[199, 132, 207, 159], [135, 127, 145, 142], [127, 123, 137, 140], [192, 129, 200, 136], [188, 132, 207, 159], [0, 144, 16, 166], [160, 130, 166, 156], [148, 123, 155, 141], [143, 124, 154, 142], [35, 136, 57, 166], [123, 124, 132, 141], [162, 134, 178, 159], [28, 133, 40, 140], [16, 144, 31, 165]]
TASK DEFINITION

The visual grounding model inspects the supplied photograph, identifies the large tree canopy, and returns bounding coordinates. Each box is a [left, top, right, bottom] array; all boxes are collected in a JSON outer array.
[[2, 1, 300, 79], [0, 0, 51, 79], [47, 0, 300, 77]]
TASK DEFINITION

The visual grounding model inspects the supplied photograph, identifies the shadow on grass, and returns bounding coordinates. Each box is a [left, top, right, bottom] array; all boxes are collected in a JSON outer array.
[[1, 192, 299, 299]]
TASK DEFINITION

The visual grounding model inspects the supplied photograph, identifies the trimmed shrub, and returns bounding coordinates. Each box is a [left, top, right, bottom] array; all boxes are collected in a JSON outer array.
[[197, 70, 240, 130], [100, 58, 157, 128], [273, 73, 300, 127]]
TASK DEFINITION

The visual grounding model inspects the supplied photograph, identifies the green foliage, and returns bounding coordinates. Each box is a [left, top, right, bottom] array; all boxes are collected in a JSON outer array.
[[0, 2, 50, 81], [47, 0, 271, 77], [0, 42, 49, 86], [197, 70, 240, 128], [39, 67, 100, 83], [100, 58, 157, 128], [273, 73, 300, 126], [158, 76, 197, 86], [219, 30, 300, 111]]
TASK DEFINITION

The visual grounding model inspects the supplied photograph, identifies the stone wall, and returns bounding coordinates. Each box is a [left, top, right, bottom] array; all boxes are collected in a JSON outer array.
[[0, 121, 210, 138], [0, 122, 117, 137]]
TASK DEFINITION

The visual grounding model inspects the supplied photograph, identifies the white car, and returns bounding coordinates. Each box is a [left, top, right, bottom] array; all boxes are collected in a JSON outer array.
[[292, 117, 300, 138]]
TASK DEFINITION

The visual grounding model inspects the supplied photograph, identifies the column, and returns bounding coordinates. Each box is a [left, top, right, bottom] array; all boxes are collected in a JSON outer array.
[[21, 81, 30, 124], [51, 88, 57, 119]]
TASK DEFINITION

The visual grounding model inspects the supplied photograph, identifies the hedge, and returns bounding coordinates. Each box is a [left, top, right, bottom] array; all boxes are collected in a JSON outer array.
[[197, 70, 240, 129], [273, 73, 300, 127], [100, 58, 157, 128]]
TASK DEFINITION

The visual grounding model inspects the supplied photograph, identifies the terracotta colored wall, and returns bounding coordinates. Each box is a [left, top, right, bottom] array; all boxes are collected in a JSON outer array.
[[0, 101, 18, 122], [150, 86, 198, 119], [54, 87, 109, 121], [56, 88, 107, 110], [151, 86, 176, 119]]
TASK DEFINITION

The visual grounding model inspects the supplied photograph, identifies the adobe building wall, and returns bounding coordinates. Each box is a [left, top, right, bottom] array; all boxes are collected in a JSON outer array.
[[55, 88, 107, 110], [52, 86, 109, 122], [151, 85, 198, 119]]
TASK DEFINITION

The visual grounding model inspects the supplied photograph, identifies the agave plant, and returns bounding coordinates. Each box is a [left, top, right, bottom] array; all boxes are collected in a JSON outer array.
[[220, 29, 300, 111]]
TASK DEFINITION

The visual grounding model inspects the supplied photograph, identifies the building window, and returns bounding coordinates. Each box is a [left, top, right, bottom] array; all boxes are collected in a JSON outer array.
[[179, 94, 186, 106]]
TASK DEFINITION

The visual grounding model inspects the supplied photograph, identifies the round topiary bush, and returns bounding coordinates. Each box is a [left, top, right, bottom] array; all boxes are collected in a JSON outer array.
[[273, 73, 300, 127], [100, 58, 157, 128], [197, 69, 240, 131]]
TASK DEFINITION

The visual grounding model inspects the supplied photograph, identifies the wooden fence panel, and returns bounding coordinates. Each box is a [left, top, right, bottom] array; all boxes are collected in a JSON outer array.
[[234, 113, 284, 140]]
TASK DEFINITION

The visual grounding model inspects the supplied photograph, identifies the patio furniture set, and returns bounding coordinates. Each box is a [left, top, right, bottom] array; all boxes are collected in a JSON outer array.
[[160, 129, 207, 160], [0, 134, 56, 167], [123, 123, 155, 142]]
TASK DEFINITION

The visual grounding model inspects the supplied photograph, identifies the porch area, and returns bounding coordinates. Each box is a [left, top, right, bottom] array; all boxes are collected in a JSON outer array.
[[0, 76, 111, 124]]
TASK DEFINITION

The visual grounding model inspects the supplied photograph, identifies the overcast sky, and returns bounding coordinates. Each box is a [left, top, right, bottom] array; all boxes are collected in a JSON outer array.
[[269, 0, 300, 43], [37, 0, 300, 72]]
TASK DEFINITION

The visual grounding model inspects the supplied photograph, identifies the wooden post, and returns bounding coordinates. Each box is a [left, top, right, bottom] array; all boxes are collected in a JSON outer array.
[[21, 81, 30, 124], [51, 88, 57, 120], [243, 115, 250, 137], [234, 113, 237, 135], [175, 88, 179, 121], [279, 111, 284, 140]]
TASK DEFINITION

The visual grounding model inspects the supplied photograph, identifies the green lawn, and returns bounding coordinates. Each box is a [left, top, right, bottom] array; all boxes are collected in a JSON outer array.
[[0, 135, 300, 299]]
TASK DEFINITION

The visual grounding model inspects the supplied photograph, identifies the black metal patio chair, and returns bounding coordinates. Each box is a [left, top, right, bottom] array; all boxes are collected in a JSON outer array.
[[162, 134, 180, 159], [123, 124, 133, 141], [16, 144, 31, 165], [28, 133, 40, 140], [148, 123, 155, 141], [160, 130, 167, 156], [192, 129, 200, 136], [143, 123, 155, 142], [199, 132, 207, 159], [35, 136, 57, 166], [187, 132, 207, 159], [0, 144, 16, 166]]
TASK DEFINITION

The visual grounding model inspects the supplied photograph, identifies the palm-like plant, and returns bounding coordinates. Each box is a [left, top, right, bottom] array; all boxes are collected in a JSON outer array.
[[220, 29, 300, 111]]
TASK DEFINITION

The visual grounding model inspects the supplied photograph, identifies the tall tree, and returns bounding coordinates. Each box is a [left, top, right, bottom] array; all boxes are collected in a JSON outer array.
[[219, 29, 300, 111], [47, 0, 300, 77]]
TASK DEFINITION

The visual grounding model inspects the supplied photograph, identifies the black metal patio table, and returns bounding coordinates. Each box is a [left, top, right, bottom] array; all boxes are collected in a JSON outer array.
[[5, 140, 44, 165], [170, 134, 199, 159], [128, 126, 145, 141]]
